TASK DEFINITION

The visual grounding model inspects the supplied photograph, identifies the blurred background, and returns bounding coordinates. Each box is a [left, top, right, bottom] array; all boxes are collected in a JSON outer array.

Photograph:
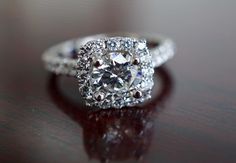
[[0, 0, 236, 163], [1, 0, 236, 88]]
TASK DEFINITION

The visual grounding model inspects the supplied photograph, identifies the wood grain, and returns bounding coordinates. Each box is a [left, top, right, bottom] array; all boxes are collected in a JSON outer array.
[[0, 1, 236, 163]]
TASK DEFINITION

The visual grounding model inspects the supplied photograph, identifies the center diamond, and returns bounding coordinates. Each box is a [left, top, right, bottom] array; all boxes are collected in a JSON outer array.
[[91, 51, 140, 92]]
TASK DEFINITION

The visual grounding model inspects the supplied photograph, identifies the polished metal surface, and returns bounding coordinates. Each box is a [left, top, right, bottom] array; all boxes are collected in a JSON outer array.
[[0, 0, 236, 163], [42, 34, 175, 76]]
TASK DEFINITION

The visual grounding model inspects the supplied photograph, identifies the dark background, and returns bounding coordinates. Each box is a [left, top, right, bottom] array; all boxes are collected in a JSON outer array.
[[0, 0, 236, 163]]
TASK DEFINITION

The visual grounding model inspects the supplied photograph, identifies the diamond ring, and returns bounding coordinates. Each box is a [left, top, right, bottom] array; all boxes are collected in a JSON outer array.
[[42, 33, 175, 109]]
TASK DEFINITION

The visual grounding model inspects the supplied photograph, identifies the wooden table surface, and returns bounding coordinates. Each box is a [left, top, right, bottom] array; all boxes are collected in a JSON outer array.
[[0, 1, 236, 163]]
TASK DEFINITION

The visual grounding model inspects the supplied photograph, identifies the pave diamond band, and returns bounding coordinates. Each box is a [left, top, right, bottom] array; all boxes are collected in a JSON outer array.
[[42, 33, 175, 109], [42, 34, 175, 76]]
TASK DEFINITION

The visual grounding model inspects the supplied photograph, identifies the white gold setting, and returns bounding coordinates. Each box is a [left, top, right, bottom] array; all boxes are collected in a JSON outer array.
[[42, 34, 175, 109], [77, 37, 154, 108]]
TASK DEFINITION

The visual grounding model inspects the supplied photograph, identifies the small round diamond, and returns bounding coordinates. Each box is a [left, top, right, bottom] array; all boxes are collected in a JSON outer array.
[[136, 39, 147, 50], [121, 39, 133, 50], [91, 40, 105, 53]]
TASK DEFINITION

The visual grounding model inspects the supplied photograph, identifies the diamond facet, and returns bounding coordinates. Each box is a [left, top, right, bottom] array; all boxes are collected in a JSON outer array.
[[77, 37, 154, 109], [91, 51, 139, 92]]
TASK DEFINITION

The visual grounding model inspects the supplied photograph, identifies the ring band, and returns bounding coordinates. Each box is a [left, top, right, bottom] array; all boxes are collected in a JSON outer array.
[[43, 33, 175, 76], [42, 33, 175, 109]]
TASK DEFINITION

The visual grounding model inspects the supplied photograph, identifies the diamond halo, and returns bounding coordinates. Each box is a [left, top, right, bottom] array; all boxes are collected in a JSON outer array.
[[77, 37, 154, 109]]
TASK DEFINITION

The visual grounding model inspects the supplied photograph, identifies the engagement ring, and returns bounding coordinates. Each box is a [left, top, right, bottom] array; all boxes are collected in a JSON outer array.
[[42, 33, 175, 109]]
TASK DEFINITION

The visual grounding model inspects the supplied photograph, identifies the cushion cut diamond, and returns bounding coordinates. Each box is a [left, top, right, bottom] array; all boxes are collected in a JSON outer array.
[[77, 37, 154, 109]]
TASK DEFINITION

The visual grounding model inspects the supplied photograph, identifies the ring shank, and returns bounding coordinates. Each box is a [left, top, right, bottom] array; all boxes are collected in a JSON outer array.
[[42, 33, 175, 76]]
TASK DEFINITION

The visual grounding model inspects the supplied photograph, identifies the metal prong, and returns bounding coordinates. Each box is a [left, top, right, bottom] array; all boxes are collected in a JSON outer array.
[[94, 59, 103, 68], [133, 90, 142, 98], [94, 92, 105, 101], [133, 58, 140, 65]]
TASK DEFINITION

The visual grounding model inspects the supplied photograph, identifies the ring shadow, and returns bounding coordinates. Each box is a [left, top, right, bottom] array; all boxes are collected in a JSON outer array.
[[47, 66, 174, 162]]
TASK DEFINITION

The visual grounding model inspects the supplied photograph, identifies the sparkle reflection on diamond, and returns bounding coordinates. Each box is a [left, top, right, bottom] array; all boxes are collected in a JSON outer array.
[[91, 51, 138, 91], [77, 37, 154, 108]]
